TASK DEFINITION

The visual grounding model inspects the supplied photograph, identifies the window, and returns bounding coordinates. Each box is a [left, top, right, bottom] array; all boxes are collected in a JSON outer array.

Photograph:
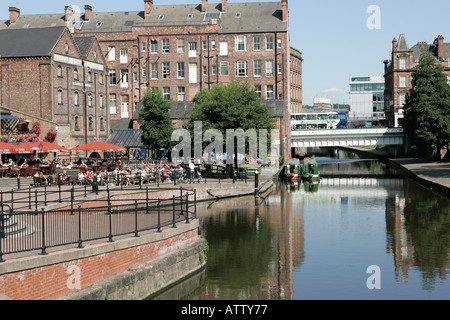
[[121, 95, 129, 118], [74, 92, 79, 106], [99, 95, 104, 108], [57, 65, 62, 77], [212, 65, 217, 76], [120, 49, 128, 64], [254, 85, 262, 97], [109, 70, 117, 85], [108, 46, 116, 61], [74, 68, 78, 80], [162, 39, 170, 53], [399, 57, 407, 70], [120, 69, 129, 88], [277, 39, 282, 49], [150, 40, 158, 53], [74, 116, 80, 131], [151, 63, 158, 79], [57, 90, 63, 105], [266, 85, 274, 100], [447, 75, 450, 85], [236, 61, 248, 77], [189, 42, 197, 58], [100, 117, 105, 131], [220, 61, 229, 76], [88, 94, 93, 107], [163, 62, 170, 79], [88, 117, 94, 131], [202, 66, 207, 76], [399, 93, 406, 106], [87, 71, 92, 82], [141, 42, 146, 52], [399, 75, 408, 88], [266, 60, 274, 76], [163, 87, 170, 100], [254, 36, 261, 51], [266, 36, 274, 50], [177, 62, 185, 79], [211, 41, 216, 50], [235, 35, 247, 51], [177, 39, 185, 53], [177, 87, 185, 102], [254, 61, 262, 77], [278, 64, 283, 74], [189, 64, 198, 84], [202, 41, 207, 51], [99, 73, 104, 84], [142, 68, 147, 78], [110, 94, 117, 114], [219, 42, 228, 56]]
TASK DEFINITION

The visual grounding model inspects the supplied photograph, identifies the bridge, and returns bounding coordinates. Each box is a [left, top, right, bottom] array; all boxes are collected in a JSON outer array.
[[291, 128, 404, 148]]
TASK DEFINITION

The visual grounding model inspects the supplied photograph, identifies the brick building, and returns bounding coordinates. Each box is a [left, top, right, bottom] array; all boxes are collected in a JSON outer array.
[[0, 25, 109, 147], [384, 34, 450, 127], [1, 0, 300, 160]]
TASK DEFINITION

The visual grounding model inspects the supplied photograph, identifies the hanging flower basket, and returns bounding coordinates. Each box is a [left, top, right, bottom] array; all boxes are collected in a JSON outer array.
[[17, 118, 29, 132], [32, 122, 42, 135], [45, 129, 57, 143]]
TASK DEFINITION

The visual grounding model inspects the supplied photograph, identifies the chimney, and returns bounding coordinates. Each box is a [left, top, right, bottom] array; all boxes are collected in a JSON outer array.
[[435, 35, 445, 60], [221, 0, 227, 12], [392, 37, 397, 51], [201, 0, 208, 12], [9, 7, 20, 24], [84, 5, 92, 21], [282, 0, 288, 21], [65, 6, 73, 22], [144, 0, 153, 16]]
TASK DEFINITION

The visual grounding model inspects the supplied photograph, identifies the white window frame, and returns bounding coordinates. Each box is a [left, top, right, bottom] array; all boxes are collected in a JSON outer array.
[[235, 35, 247, 52], [108, 46, 116, 61], [162, 39, 170, 53], [399, 75, 408, 88], [120, 49, 128, 64], [177, 39, 185, 53], [177, 62, 185, 79], [254, 60, 262, 77], [266, 60, 274, 77], [220, 61, 229, 76], [151, 63, 158, 80], [265, 36, 274, 51], [189, 42, 197, 58], [235, 61, 248, 77], [177, 87, 185, 102], [219, 42, 228, 56]]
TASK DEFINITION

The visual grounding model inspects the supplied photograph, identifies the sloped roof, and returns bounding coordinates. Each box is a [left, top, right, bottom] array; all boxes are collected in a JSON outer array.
[[0, 2, 287, 34], [107, 129, 144, 148], [0, 26, 66, 57], [73, 36, 95, 57]]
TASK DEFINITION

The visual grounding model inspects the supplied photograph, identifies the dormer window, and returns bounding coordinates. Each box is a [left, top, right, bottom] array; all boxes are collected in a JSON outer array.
[[187, 14, 193, 19], [236, 12, 241, 18], [158, 15, 164, 20]]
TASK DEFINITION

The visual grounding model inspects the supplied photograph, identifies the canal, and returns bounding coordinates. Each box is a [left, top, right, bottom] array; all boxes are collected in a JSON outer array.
[[149, 149, 450, 300]]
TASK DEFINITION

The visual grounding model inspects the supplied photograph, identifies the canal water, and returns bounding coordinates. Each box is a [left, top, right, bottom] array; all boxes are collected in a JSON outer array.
[[149, 149, 450, 300]]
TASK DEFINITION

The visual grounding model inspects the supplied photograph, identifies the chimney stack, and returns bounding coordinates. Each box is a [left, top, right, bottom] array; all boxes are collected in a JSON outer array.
[[221, 0, 227, 12], [144, 0, 153, 16], [65, 6, 73, 22], [201, 0, 208, 12], [392, 37, 397, 51], [9, 7, 20, 24], [84, 5, 92, 21], [282, 0, 288, 21], [435, 35, 445, 60]]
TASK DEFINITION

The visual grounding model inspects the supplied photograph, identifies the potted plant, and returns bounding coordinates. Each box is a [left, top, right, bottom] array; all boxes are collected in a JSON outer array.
[[32, 122, 41, 135]]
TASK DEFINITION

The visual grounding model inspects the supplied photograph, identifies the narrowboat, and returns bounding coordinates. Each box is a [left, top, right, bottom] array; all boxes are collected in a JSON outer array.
[[301, 157, 320, 180], [284, 158, 301, 181]]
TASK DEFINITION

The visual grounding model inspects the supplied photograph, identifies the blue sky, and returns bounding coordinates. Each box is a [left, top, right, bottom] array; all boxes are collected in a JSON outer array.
[[1, 0, 450, 106]]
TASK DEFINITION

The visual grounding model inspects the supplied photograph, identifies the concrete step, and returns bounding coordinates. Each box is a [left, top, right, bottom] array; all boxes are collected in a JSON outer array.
[[1, 215, 35, 238], [0, 177, 34, 189]]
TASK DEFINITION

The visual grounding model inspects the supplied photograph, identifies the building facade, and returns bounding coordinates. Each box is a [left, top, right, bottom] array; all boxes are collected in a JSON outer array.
[[1, 0, 298, 160], [349, 76, 385, 123], [0, 26, 108, 147], [384, 34, 450, 127]]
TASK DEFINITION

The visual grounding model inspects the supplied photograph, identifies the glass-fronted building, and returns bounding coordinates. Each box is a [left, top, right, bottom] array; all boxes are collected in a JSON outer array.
[[349, 77, 385, 123]]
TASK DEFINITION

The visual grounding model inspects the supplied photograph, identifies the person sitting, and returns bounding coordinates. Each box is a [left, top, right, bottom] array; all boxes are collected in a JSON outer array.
[[77, 172, 85, 184], [20, 160, 29, 169], [86, 170, 94, 184]]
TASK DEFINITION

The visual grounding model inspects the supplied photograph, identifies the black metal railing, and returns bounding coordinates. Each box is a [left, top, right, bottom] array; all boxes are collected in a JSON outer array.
[[0, 186, 197, 262]]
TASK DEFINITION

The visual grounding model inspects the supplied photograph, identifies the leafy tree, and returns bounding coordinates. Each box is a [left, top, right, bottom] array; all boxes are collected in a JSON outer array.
[[187, 81, 275, 166], [403, 50, 450, 158], [138, 88, 174, 157]]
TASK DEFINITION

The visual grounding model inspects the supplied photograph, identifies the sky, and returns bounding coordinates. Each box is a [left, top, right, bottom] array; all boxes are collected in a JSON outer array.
[[1, 0, 450, 106]]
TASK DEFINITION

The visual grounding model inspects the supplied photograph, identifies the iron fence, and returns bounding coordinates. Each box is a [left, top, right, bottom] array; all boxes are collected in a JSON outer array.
[[0, 185, 197, 262]]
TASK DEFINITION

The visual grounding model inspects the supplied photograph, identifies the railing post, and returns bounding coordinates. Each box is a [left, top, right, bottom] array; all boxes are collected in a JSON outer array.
[[157, 199, 162, 233], [180, 188, 184, 216], [44, 185, 47, 206], [194, 189, 197, 218], [78, 205, 83, 249], [35, 189, 38, 212], [146, 186, 149, 214], [185, 192, 189, 224], [134, 200, 139, 237], [28, 186, 32, 210], [40, 208, 47, 256], [107, 186, 113, 242], [58, 183, 62, 203], [172, 195, 177, 228], [10, 189, 14, 212]]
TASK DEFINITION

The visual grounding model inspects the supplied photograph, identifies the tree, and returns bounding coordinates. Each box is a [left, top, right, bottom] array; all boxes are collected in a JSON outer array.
[[138, 88, 174, 158], [403, 50, 450, 158], [187, 81, 275, 167]]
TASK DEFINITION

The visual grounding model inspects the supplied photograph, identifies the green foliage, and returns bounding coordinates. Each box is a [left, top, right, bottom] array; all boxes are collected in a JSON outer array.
[[138, 88, 174, 152], [403, 50, 450, 156], [187, 81, 275, 150]]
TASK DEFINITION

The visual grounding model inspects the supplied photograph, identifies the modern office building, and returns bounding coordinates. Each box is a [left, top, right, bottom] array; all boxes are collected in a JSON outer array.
[[349, 76, 385, 124]]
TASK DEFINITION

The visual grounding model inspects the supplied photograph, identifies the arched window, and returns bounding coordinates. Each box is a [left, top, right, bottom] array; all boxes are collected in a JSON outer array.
[[57, 65, 62, 77], [74, 116, 80, 131], [57, 89, 63, 105], [74, 91, 79, 106], [74, 68, 78, 80]]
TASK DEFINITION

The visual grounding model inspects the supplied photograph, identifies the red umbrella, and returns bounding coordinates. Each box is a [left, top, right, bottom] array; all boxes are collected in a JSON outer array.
[[69, 141, 126, 153], [20, 141, 69, 153], [0, 141, 29, 154]]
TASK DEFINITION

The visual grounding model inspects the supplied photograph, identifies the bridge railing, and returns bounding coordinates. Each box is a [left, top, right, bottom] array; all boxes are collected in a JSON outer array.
[[291, 127, 404, 137]]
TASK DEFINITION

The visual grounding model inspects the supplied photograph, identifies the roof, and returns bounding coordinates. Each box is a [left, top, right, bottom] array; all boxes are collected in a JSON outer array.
[[107, 129, 144, 148], [73, 36, 95, 57], [0, 26, 66, 57], [0, 2, 287, 34], [397, 34, 409, 51]]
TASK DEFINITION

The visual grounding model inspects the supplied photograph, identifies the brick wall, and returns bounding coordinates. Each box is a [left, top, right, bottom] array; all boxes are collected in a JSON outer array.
[[0, 228, 199, 300]]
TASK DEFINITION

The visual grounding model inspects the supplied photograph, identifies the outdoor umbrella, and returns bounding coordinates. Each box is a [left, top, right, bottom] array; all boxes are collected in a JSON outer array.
[[20, 141, 70, 153], [69, 141, 126, 153], [0, 141, 30, 154]]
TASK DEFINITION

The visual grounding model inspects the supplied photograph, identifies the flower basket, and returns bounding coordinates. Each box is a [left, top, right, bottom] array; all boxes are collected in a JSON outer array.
[[32, 122, 41, 135], [45, 129, 57, 143]]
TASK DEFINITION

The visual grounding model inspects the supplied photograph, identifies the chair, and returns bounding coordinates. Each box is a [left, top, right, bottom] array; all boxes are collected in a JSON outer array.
[[8, 167, 20, 178]]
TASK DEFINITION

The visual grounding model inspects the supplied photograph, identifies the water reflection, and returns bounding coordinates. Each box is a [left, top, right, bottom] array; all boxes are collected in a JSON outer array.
[[149, 152, 450, 300]]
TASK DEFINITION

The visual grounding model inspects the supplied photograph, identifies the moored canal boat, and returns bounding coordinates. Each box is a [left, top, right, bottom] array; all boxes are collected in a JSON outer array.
[[284, 158, 301, 181], [302, 157, 320, 180]]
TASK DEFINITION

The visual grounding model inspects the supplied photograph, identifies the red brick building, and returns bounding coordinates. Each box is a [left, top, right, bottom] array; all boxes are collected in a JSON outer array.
[[0, 25, 109, 147], [384, 34, 450, 127], [1, 1, 300, 160]]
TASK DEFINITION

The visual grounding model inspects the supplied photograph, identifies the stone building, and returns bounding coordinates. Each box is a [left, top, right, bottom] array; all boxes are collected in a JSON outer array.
[[384, 34, 450, 127], [1, 0, 300, 160], [0, 25, 108, 147]]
